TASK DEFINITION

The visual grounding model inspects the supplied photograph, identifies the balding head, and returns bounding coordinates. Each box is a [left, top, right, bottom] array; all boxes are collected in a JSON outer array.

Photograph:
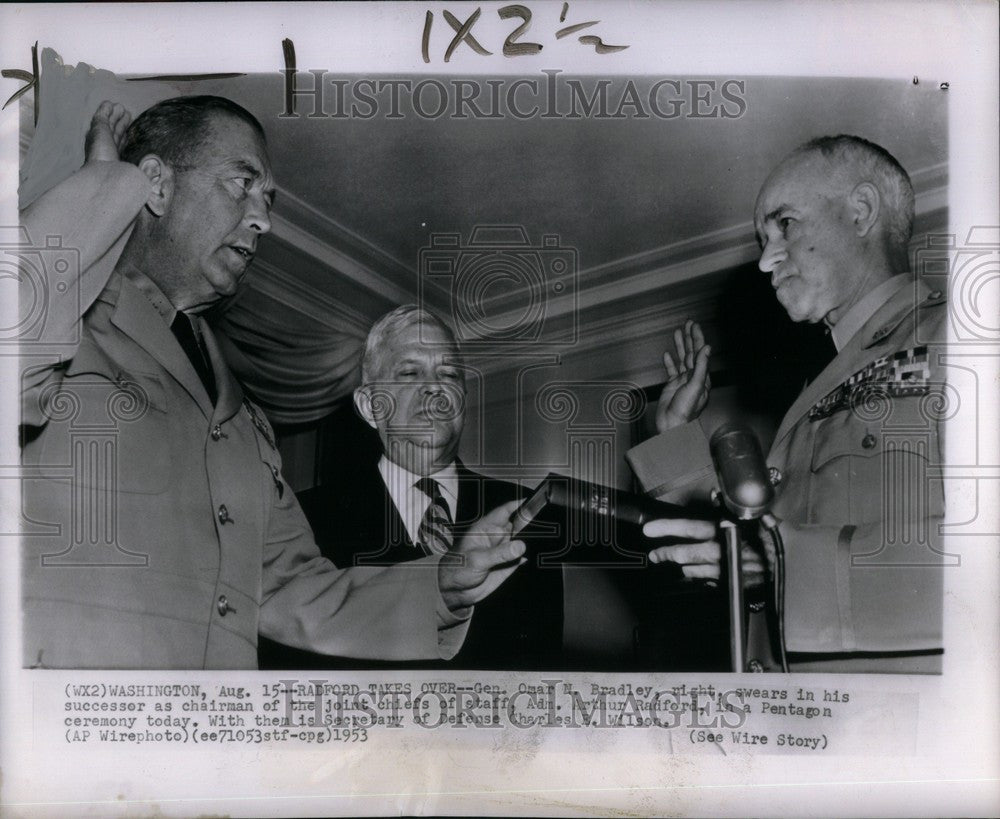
[[790, 135, 914, 267], [754, 135, 914, 326]]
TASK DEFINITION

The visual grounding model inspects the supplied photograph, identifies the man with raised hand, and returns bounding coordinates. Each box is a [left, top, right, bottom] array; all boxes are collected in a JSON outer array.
[[632, 136, 947, 673]]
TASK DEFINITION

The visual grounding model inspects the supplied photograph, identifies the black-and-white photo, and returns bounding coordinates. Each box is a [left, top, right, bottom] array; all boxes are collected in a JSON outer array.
[[15, 60, 951, 674], [2, 2, 997, 816]]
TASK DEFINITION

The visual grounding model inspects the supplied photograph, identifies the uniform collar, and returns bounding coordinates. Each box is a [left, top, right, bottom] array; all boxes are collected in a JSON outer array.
[[106, 270, 244, 424], [121, 268, 209, 350], [830, 273, 910, 352], [123, 267, 178, 326]]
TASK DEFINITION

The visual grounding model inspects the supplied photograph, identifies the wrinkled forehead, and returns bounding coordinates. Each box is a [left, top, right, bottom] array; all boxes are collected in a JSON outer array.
[[200, 113, 274, 180], [380, 322, 462, 366], [753, 150, 831, 229]]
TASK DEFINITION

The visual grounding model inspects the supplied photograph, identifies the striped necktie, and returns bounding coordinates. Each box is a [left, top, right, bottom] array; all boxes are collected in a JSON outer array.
[[415, 477, 453, 555]]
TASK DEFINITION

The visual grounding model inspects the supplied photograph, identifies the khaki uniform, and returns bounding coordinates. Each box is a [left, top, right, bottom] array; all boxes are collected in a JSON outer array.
[[20, 162, 463, 668], [628, 280, 948, 673]]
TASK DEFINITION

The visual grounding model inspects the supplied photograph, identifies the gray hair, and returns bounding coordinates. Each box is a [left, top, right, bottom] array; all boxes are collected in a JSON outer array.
[[796, 135, 915, 262], [359, 305, 458, 384]]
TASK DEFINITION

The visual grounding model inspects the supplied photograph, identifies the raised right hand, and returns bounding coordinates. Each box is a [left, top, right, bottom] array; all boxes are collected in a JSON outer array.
[[654, 320, 712, 434], [84, 101, 131, 164]]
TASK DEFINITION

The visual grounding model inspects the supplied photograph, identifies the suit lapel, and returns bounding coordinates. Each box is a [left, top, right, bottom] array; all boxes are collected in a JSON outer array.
[[109, 276, 215, 418], [382, 465, 413, 549], [455, 460, 474, 529], [372, 461, 417, 554], [770, 279, 930, 453], [454, 460, 493, 534], [454, 461, 520, 533]]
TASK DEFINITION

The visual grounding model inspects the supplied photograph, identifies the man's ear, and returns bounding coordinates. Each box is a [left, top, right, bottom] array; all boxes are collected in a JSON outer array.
[[353, 386, 378, 430], [137, 154, 174, 217], [849, 181, 881, 238]]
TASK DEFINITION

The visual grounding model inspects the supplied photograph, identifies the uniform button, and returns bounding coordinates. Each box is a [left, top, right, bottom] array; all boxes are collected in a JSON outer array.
[[217, 504, 232, 524], [747, 659, 765, 673], [217, 595, 234, 616], [211, 425, 222, 441], [768, 467, 783, 487], [862, 433, 877, 449]]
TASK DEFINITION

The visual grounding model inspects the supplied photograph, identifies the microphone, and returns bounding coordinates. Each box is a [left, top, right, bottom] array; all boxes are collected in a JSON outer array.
[[510, 473, 710, 536], [547, 477, 706, 528], [710, 422, 789, 672], [709, 423, 775, 520]]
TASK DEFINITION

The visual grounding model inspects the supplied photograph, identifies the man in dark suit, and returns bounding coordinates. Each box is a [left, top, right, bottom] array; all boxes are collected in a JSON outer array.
[[262, 305, 564, 669]]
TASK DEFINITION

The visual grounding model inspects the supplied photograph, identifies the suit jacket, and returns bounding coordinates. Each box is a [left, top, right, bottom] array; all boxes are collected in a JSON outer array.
[[627, 279, 948, 673], [260, 459, 564, 669], [19, 161, 462, 669]]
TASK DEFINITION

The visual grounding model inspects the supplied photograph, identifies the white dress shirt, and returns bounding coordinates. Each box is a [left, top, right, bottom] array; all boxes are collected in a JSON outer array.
[[377, 456, 459, 548]]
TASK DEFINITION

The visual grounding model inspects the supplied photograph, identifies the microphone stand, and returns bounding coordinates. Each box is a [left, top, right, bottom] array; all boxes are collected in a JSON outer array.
[[720, 520, 745, 673]]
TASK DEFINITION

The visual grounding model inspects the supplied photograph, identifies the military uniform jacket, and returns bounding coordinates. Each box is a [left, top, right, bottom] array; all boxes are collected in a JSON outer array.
[[627, 279, 947, 673], [19, 161, 461, 668]]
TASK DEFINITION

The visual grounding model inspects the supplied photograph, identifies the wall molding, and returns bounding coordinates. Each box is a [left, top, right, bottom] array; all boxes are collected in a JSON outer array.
[[455, 162, 949, 324], [232, 257, 373, 338], [256, 162, 948, 402], [268, 185, 451, 308], [266, 163, 946, 334]]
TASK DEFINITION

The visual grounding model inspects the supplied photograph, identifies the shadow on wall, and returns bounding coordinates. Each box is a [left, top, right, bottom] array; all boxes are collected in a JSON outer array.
[[715, 261, 835, 426]]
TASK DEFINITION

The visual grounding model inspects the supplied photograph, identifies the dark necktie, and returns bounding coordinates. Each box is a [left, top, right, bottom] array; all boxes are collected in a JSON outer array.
[[804, 329, 838, 388], [415, 477, 453, 555], [170, 312, 217, 404], [824, 328, 838, 358]]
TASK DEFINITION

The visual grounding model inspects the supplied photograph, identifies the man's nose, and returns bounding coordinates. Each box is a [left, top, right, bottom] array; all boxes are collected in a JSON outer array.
[[757, 239, 786, 275], [422, 380, 446, 395], [244, 191, 272, 235], [422, 379, 465, 406]]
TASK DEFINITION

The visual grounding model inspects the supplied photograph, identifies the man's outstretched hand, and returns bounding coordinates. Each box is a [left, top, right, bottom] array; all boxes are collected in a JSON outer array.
[[84, 101, 131, 164], [439, 499, 526, 613], [654, 320, 712, 434], [643, 517, 767, 587]]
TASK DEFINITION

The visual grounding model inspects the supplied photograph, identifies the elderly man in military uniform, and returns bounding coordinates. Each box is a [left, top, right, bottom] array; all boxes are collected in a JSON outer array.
[[19, 98, 525, 669], [630, 135, 947, 673]]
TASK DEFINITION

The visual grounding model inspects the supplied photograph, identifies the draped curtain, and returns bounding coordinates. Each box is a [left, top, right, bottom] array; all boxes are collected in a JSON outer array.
[[214, 288, 364, 426]]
